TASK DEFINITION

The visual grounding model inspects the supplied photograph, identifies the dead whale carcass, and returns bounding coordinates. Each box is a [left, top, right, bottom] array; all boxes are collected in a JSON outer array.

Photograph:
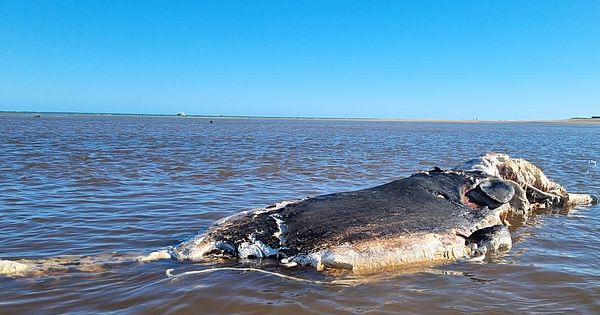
[[171, 153, 597, 274], [1, 153, 597, 277]]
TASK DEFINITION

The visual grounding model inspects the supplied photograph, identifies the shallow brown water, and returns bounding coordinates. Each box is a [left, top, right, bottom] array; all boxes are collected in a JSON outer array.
[[1, 114, 599, 314]]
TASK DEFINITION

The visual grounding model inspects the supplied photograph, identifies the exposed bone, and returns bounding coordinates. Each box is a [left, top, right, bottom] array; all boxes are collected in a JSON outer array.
[[506, 180, 531, 215], [566, 193, 598, 206]]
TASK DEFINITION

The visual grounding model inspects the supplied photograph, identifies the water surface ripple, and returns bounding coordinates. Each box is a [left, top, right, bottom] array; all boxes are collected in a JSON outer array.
[[1, 115, 599, 314]]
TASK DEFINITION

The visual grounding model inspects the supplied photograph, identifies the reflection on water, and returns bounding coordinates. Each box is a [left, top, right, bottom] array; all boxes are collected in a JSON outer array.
[[1, 114, 599, 314]]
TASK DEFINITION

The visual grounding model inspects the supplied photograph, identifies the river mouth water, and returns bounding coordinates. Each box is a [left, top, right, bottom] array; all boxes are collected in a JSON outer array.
[[1, 114, 599, 314]]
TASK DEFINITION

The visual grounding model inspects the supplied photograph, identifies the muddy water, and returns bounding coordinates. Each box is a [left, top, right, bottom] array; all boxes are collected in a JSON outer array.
[[1, 114, 599, 314]]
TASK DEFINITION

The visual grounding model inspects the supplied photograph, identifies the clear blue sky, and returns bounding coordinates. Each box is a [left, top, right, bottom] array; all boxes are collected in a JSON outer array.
[[1, 1, 599, 120]]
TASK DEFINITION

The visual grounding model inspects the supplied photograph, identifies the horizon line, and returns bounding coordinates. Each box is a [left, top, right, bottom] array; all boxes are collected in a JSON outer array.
[[1, 110, 599, 123]]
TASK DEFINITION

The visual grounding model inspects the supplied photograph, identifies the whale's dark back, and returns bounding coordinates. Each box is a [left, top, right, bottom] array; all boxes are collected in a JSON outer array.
[[279, 171, 485, 253], [205, 170, 490, 255]]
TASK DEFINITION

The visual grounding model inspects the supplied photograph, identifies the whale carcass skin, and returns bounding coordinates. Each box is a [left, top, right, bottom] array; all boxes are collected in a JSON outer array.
[[172, 153, 597, 273]]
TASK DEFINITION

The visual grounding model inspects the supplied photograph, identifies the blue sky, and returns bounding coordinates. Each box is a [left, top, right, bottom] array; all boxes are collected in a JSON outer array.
[[1, 1, 599, 120]]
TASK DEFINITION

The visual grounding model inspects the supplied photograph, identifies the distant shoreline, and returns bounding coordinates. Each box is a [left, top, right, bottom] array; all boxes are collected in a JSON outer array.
[[1, 110, 600, 124]]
